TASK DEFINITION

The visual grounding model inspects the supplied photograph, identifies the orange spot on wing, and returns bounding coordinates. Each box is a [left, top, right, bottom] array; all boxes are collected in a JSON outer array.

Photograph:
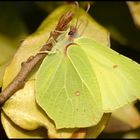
[[75, 91, 80, 96], [113, 65, 118, 68]]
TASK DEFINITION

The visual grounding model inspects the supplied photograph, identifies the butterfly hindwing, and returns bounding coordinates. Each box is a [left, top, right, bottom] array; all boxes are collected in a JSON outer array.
[[76, 38, 140, 111]]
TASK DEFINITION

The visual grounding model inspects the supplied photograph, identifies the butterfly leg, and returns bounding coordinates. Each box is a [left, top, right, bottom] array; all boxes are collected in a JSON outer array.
[[54, 30, 67, 34], [38, 49, 57, 55]]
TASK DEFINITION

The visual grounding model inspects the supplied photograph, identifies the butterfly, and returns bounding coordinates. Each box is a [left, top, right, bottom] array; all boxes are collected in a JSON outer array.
[[35, 6, 140, 129]]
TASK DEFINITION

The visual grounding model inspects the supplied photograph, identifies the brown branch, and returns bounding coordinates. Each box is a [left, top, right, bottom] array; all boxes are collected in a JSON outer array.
[[0, 11, 74, 106]]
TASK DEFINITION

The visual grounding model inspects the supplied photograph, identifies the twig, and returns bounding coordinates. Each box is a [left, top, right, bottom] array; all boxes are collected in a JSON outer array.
[[0, 11, 74, 106]]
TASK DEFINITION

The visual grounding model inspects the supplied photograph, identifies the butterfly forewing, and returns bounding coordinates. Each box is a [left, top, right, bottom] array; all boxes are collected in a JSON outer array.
[[35, 44, 103, 129]]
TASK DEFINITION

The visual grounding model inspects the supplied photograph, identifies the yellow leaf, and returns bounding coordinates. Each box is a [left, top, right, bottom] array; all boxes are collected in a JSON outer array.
[[104, 103, 140, 133], [1, 111, 48, 138], [0, 35, 16, 87], [2, 4, 110, 138], [127, 2, 140, 28]]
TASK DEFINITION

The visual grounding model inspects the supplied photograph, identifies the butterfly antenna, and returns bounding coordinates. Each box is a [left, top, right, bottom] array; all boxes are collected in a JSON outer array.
[[69, 1, 89, 37], [77, 3, 90, 36], [76, 2, 90, 37], [78, 19, 88, 37], [86, 2, 91, 13], [69, 1, 80, 31], [73, 1, 79, 9]]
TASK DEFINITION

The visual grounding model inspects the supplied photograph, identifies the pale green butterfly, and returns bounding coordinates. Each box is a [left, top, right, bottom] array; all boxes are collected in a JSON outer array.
[[35, 14, 140, 129]]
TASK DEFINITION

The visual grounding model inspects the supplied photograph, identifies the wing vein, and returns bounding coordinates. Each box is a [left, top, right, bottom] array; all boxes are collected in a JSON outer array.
[[44, 55, 63, 94], [68, 53, 98, 105]]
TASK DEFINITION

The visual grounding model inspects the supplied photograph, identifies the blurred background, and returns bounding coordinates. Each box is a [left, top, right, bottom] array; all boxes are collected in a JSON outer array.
[[0, 1, 140, 138]]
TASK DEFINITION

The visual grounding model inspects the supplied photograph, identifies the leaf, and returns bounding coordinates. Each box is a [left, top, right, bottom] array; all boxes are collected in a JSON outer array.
[[85, 113, 111, 138], [36, 1, 93, 13], [0, 2, 28, 87], [112, 103, 140, 128], [104, 103, 140, 133], [123, 129, 140, 138], [77, 38, 140, 111], [2, 79, 110, 138], [104, 116, 132, 133], [0, 35, 16, 87], [127, 2, 140, 28], [2, 4, 110, 138], [2, 80, 86, 138], [1, 111, 48, 138], [0, 63, 8, 87], [0, 35, 15, 65]]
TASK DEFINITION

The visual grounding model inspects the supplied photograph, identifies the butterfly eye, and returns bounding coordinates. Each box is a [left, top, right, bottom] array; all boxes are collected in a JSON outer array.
[[68, 30, 74, 36], [68, 26, 77, 37]]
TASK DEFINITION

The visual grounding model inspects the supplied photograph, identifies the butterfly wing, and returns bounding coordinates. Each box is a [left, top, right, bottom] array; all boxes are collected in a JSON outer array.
[[76, 38, 140, 112], [35, 45, 103, 129]]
